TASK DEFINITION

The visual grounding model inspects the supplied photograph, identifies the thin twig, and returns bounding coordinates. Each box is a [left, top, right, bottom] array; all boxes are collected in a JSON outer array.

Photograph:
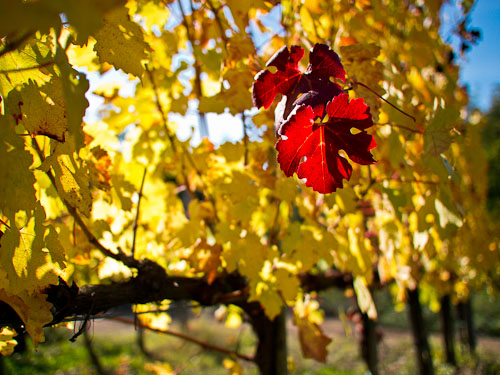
[[145, 65, 177, 153], [375, 177, 440, 185], [131, 167, 147, 258], [374, 122, 423, 134], [111, 316, 255, 363], [353, 81, 416, 122], [0, 218, 10, 229]]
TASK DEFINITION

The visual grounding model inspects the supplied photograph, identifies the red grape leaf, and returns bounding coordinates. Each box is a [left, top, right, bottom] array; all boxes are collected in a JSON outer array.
[[276, 93, 376, 194], [252, 44, 345, 135]]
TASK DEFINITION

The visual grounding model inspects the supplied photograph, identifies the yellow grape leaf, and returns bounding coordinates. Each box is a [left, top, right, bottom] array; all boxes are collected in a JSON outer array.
[[135, 1, 170, 32], [199, 68, 254, 115], [67, 39, 100, 71], [340, 43, 381, 61], [0, 327, 17, 356], [0, 1, 56, 38], [59, 0, 127, 45], [40, 142, 92, 217], [0, 203, 66, 294], [249, 280, 282, 320], [0, 39, 53, 99], [303, 0, 323, 14], [299, 6, 318, 43], [224, 0, 252, 31], [7, 80, 67, 142], [0, 118, 37, 217], [93, 6, 150, 77], [56, 48, 90, 150], [295, 318, 332, 363], [0, 1, 124, 45], [87, 146, 112, 191], [192, 240, 221, 285], [424, 105, 460, 156], [0, 288, 54, 349], [274, 267, 299, 302], [353, 276, 377, 319]]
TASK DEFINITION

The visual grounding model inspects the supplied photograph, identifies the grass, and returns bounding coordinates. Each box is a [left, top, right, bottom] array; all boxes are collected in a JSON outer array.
[[2, 313, 500, 375]]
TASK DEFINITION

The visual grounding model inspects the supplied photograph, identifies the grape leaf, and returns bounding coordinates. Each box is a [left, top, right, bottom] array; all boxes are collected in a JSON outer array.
[[424, 106, 459, 156], [252, 44, 345, 135], [0, 289, 53, 349], [276, 93, 376, 194], [0, 117, 37, 217], [39, 142, 92, 217], [296, 318, 332, 363], [354, 276, 377, 319], [93, 6, 150, 77], [0, 40, 53, 99], [7, 80, 67, 142]]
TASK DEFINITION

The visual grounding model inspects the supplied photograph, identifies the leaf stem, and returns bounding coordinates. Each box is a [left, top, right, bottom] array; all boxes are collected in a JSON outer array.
[[111, 316, 255, 363], [353, 81, 416, 122]]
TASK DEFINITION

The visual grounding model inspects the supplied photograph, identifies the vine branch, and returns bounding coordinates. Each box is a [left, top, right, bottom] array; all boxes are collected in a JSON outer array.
[[374, 122, 424, 134], [111, 316, 255, 363], [353, 81, 416, 122]]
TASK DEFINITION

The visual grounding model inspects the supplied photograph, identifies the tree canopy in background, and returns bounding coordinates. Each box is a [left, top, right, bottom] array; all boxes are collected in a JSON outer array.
[[0, 0, 499, 373]]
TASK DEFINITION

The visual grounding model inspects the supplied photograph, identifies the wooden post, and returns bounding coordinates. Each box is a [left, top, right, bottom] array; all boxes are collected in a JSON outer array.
[[407, 287, 434, 375]]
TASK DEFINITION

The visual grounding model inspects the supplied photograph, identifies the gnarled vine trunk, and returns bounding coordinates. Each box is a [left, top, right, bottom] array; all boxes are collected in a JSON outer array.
[[439, 294, 456, 366], [457, 298, 476, 354], [361, 312, 379, 375], [245, 305, 288, 375], [407, 287, 434, 375]]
